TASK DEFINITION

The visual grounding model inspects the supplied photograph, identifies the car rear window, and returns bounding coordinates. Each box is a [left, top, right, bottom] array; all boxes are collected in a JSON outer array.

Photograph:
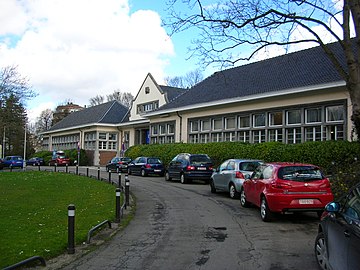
[[121, 158, 132, 162], [278, 166, 324, 181], [148, 158, 162, 164], [190, 155, 212, 164], [239, 162, 261, 171]]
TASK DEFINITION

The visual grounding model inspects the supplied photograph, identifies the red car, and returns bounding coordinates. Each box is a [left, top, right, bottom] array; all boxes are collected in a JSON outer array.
[[240, 162, 334, 222], [48, 152, 71, 166]]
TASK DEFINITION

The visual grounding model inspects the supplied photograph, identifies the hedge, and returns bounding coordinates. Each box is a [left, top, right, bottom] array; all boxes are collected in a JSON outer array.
[[125, 141, 360, 199]]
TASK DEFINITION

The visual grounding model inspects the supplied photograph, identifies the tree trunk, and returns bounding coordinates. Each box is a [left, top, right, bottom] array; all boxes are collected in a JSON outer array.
[[348, 80, 360, 140]]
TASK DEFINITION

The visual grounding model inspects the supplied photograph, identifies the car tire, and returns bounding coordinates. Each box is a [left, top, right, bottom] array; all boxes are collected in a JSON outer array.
[[260, 196, 273, 222], [314, 232, 329, 270], [210, 179, 217, 193], [141, 169, 147, 177], [165, 171, 172, 181], [240, 188, 250, 207], [180, 174, 187, 184], [229, 184, 239, 199]]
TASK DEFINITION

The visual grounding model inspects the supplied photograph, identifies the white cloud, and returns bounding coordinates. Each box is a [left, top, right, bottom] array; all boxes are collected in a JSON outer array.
[[0, 0, 175, 120]]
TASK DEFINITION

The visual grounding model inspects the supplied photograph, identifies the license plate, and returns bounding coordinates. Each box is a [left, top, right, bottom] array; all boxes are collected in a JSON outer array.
[[154, 169, 161, 172], [197, 167, 206, 170], [299, 199, 314, 204]]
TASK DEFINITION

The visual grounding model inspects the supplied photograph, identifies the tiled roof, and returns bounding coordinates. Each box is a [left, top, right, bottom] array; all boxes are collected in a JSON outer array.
[[159, 85, 187, 102], [157, 41, 346, 111], [47, 100, 129, 131]]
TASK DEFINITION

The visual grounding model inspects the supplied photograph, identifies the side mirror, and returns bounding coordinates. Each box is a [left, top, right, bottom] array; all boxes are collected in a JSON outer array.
[[325, 202, 340, 213]]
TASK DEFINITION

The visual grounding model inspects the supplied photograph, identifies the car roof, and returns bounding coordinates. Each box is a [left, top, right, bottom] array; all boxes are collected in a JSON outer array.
[[265, 162, 318, 167], [225, 159, 262, 162]]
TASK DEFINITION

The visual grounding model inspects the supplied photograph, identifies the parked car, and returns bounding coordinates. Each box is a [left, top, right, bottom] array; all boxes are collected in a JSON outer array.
[[127, 157, 165, 177], [165, 153, 213, 184], [2, 156, 24, 169], [48, 151, 71, 166], [210, 159, 262, 199], [314, 182, 360, 270], [106, 157, 132, 173], [240, 162, 334, 222], [26, 157, 45, 166]]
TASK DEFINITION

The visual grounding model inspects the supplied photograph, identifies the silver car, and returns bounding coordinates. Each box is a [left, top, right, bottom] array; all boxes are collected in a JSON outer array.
[[210, 159, 262, 199]]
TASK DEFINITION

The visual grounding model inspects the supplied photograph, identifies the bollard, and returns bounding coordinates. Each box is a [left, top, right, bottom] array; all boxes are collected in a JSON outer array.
[[54, 163, 57, 172], [125, 175, 130, 208], [76, 165, 79, 175], [66, 164, 68, 173], [115, 188, 121, 223], [67, 204, 75, 254], [86, 167, 89, 177], [97, 167, 100, 180], [118, 173, 122, 189], [108, 172, 112, 184]]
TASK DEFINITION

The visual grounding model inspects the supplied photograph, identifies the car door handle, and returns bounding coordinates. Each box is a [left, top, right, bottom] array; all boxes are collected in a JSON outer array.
[[344, 230, 350, 238]]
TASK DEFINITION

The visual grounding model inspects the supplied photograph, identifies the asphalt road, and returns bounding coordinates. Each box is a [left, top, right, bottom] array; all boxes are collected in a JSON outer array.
[[56, 170, 320, 270]]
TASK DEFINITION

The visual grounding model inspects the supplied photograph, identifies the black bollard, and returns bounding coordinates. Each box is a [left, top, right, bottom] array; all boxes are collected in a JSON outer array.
[[118, 173, 122, 189], [86, 167, 89, 177], [67, 204, 75, 254], [125, 175, 130, 208], [97, 167, 100, 180], [108, 171, 112, 184], [66, 164, 68, 173], [115, 188, 121, 223]]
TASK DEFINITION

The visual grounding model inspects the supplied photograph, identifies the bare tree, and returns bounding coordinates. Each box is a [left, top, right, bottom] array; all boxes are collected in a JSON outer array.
[[35, 109, 53, 133], [165, 0, 360, 137], [165, 69, 204, 88], [89, 95, 105, 106], [89, 90, 134, 108]]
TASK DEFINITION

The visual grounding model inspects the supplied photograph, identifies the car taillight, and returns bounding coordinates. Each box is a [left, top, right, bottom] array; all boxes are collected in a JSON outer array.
[[235, 171, 245, 179], [271, 181, 291, 189], [209, 166, 213, 170], [118, 161, 123, 164], [145, 164, 151, 168], [186, 165, 196, 171], [320, 180, 331, 189]]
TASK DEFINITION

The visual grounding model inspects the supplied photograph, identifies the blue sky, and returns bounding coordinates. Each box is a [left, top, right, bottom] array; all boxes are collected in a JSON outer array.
[[0, 0, 344, 124], [0, 0, 207, 123]]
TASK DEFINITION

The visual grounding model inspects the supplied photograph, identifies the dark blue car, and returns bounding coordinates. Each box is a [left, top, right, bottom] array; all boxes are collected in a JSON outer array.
[[3, 156, 24, 168], [26, 157, 45, 166], [127, 157, 165, 177]]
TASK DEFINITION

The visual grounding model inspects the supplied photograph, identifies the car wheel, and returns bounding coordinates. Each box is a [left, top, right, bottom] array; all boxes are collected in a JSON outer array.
[[240, 188, 250, 207], [260, 196, 273, 222], [210, 179, 217, 193], [229, 184, 239, 199], [165, 171, 172, 181], [141, 169, 147, 177], [314, 232, 330, 270], [180, 174, 187, 184]]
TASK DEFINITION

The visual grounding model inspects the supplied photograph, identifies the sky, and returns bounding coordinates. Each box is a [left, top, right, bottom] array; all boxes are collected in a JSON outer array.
[[0, 0, 203, 123], [0, 0, 345, 124]]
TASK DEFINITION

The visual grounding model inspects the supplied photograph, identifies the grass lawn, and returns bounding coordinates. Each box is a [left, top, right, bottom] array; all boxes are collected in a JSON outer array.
[[0, 171, 118, 269]]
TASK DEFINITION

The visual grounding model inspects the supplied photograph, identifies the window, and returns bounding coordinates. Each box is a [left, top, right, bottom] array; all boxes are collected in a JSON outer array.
[[253, 113, 265, 127], [109, 133, 117, 141], [327, 105, 345, 122], [211, 133, 222, 142], [286, 128, 302, 144], [213, 118, 223, 130], [201, 119, 211, 131], [99, 133, 106, 140], [224, 132, 236, 141], [269, 112, 283, 126], [306, 108, 322, 123], [305, 126, 322, 141], [238, 131, 250, 142], [189, 134, 198, 143], [200, 133, 209, 143], [268, 129, 283, 142], [99, 141, 107, 150], [326, 125, 344, 140], [159, 124, 166, 135], [252, 130, 265, 143], [168, 124, 175, 134], [225, 117, 235, 129], [190, 121, 199, 132], [287, 109, 301, 125], [239, 116, 250, 128], [152, 125, 158, 135]]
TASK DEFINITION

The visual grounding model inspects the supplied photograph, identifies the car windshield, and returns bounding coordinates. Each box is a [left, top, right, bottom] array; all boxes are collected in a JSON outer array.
[[239, 162, 261, 171], [190, 155, 211, 164], [12, 156, 22, 161], [121, 158, 132, 162], [278, 166, 324, 181], [148, 158, 162, 164], [57, 155, 66, 159]]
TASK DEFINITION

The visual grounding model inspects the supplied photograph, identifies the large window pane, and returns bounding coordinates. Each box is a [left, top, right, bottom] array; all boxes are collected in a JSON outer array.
[[239, 116, 250, 128], [253, 113, 265, 127], [327, 105, 345, 122], [306, 108, 322, 123], [269, 112, 283, 126], [213, 118, 223, 130], [201, 120, 211, 131], [190, 121, 199, 132], [225, 117, 235, 129], [287, 110, 301, 125]]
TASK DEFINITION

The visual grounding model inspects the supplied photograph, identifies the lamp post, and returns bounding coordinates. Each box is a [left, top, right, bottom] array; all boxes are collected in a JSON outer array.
[[23, 124, 27, 170], [2, 126, 5, 158]]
